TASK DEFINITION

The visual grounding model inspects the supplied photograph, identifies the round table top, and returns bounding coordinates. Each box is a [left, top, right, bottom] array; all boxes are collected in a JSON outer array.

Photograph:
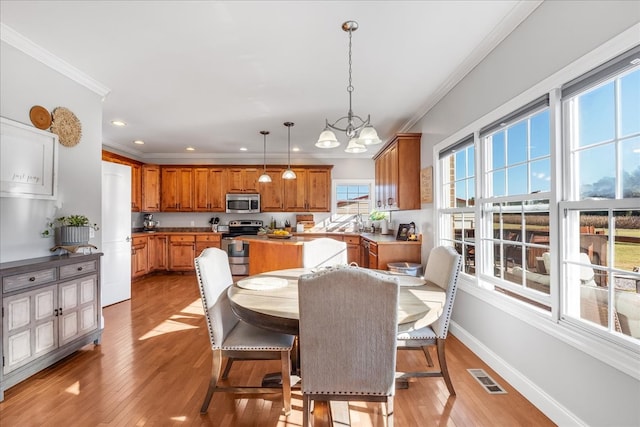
[[227, 268, 446, 336]]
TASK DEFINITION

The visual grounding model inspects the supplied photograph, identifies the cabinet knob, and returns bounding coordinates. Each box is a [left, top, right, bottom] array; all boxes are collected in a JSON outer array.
[[77, 267, 83, 271], [377, 200, 382, 207], [29, 276, 36, 282]]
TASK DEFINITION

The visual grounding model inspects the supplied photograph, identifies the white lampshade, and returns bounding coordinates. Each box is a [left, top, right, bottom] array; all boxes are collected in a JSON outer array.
[[358, 125, 382, 145], [316, 129, 340, 148], [344, 138, 367, 153], [282, 168, 297, 180], [258, 173, 272, 183]]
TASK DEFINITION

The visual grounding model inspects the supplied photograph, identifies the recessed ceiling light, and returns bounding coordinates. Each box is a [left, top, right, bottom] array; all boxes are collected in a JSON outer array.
[[240, 147, 248, 151], [111, 120, 126, 127], [293, 147, 300, 152], [133, 140, 145, 145], [186, 147, 195, 151]]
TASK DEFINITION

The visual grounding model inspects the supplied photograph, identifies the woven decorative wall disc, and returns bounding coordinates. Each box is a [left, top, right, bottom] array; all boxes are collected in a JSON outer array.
[[51, 107, 82, 147]]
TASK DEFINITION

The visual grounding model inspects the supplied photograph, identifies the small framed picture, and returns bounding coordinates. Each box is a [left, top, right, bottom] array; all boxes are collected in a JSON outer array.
[[396, 224, 410, 241]]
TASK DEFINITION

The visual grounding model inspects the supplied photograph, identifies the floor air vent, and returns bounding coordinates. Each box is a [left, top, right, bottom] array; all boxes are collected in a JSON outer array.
[[467, 369, 507, 394]]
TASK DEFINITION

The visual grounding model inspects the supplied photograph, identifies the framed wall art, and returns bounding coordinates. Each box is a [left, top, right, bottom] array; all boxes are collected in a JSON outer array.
[[1, 117, 58, 199]]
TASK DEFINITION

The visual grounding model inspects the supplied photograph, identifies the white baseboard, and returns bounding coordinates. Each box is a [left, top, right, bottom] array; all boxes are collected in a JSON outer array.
[[449, 321, 585, 427]]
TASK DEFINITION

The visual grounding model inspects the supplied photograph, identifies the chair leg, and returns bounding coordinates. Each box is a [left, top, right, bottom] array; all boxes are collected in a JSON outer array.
[[280, 350, 292, 415], [302, 394, 311, 427], [437, 338, 456, 396], [386, 396, 394, 427], [200, 349, 223, 414], [421, 345, 434, 367], [221, 357, 234, 380]]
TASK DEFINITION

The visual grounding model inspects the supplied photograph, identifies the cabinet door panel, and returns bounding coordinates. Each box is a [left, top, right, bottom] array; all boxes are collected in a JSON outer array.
[[80, 304, 97, 332], [307, 169, 331, 211], [60, 282, 78, 311], [35, 321, 55, 355], [141, 165, 161, 212], [259, 168, 284, 211], [284, 169, 307, 211], [60, 311, 79, 343], [6, 330, 31, 370], [7, 295, 30, 330]]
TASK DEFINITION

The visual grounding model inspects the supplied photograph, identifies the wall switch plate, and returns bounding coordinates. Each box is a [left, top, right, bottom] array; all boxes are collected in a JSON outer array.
[[90, 228, 95, 238]]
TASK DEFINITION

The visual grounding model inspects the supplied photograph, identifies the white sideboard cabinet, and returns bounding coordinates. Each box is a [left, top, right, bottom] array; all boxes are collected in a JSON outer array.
[[0, 253, 103, 401]]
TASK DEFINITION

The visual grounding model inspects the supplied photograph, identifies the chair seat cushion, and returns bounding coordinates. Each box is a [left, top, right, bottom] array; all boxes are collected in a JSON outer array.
[[222, 320, 294, 351], [397, 324, 436, 344]]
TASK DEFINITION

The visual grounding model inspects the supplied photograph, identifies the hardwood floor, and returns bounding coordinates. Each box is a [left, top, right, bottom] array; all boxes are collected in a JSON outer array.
[[0, 273, 555, 426]]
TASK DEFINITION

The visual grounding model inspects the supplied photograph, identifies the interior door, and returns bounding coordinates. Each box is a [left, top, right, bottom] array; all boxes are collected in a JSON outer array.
[[101, 161, 132, 307]]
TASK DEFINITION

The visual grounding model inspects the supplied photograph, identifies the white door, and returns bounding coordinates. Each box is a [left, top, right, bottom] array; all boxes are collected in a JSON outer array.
[[101, 161, 132, 307]]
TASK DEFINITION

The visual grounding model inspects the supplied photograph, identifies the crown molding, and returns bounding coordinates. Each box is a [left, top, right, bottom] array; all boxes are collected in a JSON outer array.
[[1, 23, 111, 98]]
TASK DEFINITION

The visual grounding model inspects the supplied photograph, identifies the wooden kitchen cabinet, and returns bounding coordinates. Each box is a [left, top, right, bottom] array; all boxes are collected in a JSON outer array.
[[194, 167, 226, 212], [374, 133, 421, 211], [168, 235, 196, 271], [227, 168, 259, 193], [141, 164, 161, 212], [343, 235, 360, 264], [283, 167, 332, 212], [368, 241, 379, 269], [131, 236, 148, 278], [161, 167, 194, 211], [0, 254, 102, 401], [195, 234, 222, 257], [259, 168, 284, 211], [147, 234, 167, 272]]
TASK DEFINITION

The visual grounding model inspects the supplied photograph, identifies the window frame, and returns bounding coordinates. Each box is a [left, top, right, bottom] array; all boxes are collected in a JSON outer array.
[[432, 26, 640, 379]]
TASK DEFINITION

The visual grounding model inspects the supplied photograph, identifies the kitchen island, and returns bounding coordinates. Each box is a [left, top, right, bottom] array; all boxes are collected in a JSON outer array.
[[239, 233, 422, 275]]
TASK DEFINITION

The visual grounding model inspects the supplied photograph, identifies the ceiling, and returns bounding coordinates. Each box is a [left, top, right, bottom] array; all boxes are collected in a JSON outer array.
[[1, 1, 541, 161]]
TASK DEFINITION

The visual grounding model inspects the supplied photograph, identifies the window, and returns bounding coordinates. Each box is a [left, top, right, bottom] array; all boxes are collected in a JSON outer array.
[[436, 44, 640, 349], [439, 135, 476, 275], [561, 46, 640, 344], [330, 180, 374, 230]]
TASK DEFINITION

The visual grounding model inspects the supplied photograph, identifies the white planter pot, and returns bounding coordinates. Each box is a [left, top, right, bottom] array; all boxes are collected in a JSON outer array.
[[58, 226, 90, 245]]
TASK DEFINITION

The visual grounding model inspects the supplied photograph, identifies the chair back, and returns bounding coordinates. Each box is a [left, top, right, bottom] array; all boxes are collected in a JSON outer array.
[[302, 237, 348, 268], [298, 266, 399, 396], [195, 247, 238, 349], [423, 246, 462, 338]]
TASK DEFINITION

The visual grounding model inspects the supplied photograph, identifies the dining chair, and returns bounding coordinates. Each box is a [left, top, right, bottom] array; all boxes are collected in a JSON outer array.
[[194, 247, 294, 415], [298, 266, 399, 427], [396, 245, 462, 395], [302, 237, 348, 268]]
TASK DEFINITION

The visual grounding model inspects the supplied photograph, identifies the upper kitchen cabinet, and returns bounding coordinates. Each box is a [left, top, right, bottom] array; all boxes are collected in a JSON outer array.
[[102, 150, 142, 212], [227, 168, 259, 193], [141, 164, 161, 212], [283, 166, 332, 212], [194, 167, 226, 212], [373, 133, 421, 211], [160, 167, 194, 211], [259, 168, 285, 212]]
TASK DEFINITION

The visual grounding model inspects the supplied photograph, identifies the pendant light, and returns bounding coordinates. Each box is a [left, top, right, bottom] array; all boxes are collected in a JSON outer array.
[[317, 20, 381, 149], [258, 130, 272, 183], [282, 122, 296, 180]]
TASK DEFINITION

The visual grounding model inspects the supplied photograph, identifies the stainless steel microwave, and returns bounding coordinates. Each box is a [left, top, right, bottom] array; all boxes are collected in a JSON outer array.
[[226, 193, 260, 214]]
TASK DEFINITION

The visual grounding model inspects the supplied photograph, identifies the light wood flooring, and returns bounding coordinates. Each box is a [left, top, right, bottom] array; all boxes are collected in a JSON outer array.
[[0, 273, 555, 426]]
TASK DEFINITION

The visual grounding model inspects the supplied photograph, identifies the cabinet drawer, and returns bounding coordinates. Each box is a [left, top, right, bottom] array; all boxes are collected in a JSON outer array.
[[368, 242, 378, 255], [343, 236, 360, 245], [196, 234, 220, 243], [132, 236, 147, 245], [3, 268, 57, 293], [170, 235, 195, 243], [59, 260, 98, 279]]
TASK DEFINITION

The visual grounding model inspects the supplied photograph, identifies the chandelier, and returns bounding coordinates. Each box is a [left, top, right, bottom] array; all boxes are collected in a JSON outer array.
[[258, 130, 271, 183], [317, 21, 381, 151]]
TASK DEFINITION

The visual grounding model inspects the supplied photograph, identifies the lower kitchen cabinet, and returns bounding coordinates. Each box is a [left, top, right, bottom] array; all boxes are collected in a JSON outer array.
[[148, 234, 168, 272], [131, 236, 148, 278], [343, 236, 360, 265], [0, 254, 102, 401], [195, 234, 221, 257], [168, 235, 196, 271]]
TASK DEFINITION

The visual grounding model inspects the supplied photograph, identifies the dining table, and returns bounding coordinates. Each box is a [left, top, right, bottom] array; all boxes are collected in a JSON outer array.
[[227, 267, 447, 426]]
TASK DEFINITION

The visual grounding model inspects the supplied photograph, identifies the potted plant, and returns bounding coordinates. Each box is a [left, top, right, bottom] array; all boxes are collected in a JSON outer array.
[[55, 215, 99, 245]]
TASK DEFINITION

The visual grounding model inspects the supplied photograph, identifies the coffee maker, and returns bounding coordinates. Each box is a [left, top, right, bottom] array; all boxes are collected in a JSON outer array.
[[143, 214, 159, 232]]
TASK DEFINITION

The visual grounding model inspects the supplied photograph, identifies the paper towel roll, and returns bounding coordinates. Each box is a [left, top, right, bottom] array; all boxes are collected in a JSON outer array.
[[380, 219, 388, 234]]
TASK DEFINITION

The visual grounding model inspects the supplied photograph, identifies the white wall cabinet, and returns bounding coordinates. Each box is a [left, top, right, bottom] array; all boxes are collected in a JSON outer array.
[[0, 253, 102, 401]]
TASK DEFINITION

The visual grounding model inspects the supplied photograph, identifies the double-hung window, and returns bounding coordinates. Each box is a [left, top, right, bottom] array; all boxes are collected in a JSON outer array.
[[560, 46, 640, 344]]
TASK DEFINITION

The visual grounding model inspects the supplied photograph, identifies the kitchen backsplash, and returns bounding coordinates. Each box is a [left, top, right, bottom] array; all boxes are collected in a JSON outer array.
[[131, 212, 332, 230]]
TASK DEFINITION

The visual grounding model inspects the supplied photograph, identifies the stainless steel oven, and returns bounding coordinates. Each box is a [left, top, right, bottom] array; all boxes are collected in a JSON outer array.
[[221, 219, 263, 276]]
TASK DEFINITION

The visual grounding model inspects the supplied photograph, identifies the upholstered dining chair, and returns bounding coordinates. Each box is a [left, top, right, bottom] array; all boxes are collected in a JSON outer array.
[[298, 266, 400, 427], [194, 248, 294, 415], [396, 245, 462, 395], [302, 237, 348, 268]]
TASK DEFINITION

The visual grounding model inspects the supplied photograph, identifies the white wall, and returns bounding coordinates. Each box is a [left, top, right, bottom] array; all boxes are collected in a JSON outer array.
[[0, 41, 104, 263], [413, 1, 640, 426]]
